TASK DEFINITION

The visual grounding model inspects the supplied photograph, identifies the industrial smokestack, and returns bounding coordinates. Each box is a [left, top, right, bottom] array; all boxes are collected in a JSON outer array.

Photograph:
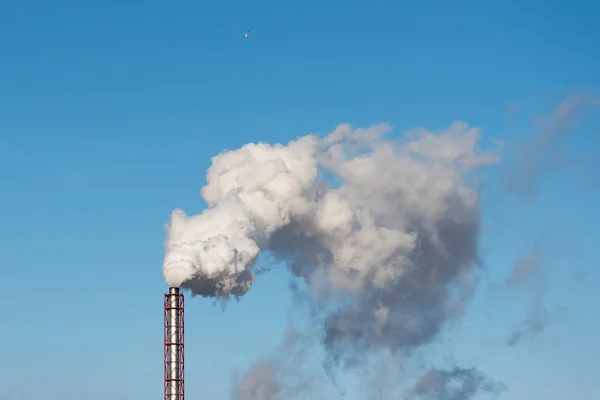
[[164, 287, 184, 400]]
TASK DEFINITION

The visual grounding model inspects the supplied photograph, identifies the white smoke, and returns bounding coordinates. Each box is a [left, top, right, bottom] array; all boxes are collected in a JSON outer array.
[[163, 135, 320, 296], [163, 120, 499, 375], [163, 122, 497, 298]]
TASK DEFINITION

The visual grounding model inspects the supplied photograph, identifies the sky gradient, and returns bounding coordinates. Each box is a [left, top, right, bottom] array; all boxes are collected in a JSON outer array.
[[1, 1, 599, 399]]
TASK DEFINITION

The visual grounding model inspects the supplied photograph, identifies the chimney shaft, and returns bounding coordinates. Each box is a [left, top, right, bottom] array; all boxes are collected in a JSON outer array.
[[164, 287, 184, 400]]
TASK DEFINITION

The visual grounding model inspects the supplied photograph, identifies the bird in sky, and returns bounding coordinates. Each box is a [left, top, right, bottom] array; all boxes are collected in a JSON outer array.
[[242, 30, 249, 39]]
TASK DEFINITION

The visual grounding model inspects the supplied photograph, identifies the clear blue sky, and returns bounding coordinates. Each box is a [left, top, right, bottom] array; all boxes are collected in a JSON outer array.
[[1, 0, 599, 399]]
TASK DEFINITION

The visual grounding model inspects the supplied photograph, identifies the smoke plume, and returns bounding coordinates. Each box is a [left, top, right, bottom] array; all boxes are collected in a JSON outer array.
[[163, 120, 500, 385]]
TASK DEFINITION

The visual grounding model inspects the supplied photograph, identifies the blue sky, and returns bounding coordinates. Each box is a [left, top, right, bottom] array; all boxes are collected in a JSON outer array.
[[1, 0, 599, 399]]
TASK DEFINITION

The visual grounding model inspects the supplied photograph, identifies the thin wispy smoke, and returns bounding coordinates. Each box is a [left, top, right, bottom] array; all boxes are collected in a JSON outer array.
[[506, 303, 550, 346], [232, 361, 282, 400], [504, 244, 551, 346], [502, 90, 600, 200], [231, 325, 323, 400], [506, 245, 540, 288], [363, 352, 406, 399], [408, 367, 506, 400]]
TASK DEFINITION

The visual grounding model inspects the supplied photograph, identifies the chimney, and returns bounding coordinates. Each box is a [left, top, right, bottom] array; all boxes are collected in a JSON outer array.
[[164, 287, 184, 400]]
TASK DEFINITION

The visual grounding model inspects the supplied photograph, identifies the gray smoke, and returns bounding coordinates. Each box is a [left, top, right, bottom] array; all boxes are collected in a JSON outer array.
[[162, 121, 500, 394], [506, 303, 550, 346], [232, 360, 281, 400], [163, 121, 498, 303], [160, 91, 600, 398], [268, 122, 498, 367], [408, 367, 506, 400], [505, 245, 550, 346], [506, 245, 540, 287], [231, 325, 322, 400]]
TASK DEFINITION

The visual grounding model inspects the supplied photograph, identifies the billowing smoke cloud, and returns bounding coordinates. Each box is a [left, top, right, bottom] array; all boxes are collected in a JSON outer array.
[[160, 91, 599, 398], [163, 122, 497, 299], [164, 120, 498, 340], [163, 132, 321, 296], [408, 367, 506, 400], [162, 120, 499, 387]]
